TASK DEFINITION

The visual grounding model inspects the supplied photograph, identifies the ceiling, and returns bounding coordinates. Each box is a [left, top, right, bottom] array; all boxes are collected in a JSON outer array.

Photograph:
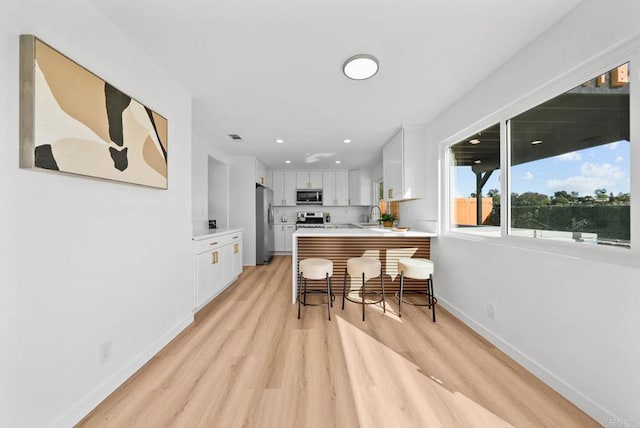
[[89, 0, 582, 170]]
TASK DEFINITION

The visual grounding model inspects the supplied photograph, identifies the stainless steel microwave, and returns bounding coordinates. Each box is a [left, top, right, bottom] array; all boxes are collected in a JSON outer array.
[[296, 189, 323, 205]]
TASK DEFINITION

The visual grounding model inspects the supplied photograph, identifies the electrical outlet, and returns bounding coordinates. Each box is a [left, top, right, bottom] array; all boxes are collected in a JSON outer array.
[[98, 341, 112, 366], [487, 302, 496, 320]]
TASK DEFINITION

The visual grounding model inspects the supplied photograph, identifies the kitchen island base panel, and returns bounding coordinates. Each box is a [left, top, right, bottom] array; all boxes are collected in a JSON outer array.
[[293, 236, 430, 302]]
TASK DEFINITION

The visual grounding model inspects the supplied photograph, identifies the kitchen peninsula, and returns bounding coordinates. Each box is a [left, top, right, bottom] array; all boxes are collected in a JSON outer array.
[[291, 227, 436, 303]]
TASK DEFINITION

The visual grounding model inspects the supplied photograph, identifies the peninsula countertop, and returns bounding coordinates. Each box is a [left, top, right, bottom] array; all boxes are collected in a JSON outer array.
[[293, 227, 436, 238]]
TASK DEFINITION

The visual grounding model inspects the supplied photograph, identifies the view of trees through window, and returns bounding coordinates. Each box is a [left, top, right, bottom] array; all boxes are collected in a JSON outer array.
[[449, 63, 630, 247], [509, 62, 630, 247]]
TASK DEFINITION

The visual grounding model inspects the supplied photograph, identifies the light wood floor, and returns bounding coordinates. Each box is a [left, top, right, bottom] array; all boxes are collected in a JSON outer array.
[[78, 255, 598, 428]]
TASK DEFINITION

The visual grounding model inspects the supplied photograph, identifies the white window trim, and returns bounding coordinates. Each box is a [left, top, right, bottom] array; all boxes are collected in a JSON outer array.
[[439, 40, 640, 268]]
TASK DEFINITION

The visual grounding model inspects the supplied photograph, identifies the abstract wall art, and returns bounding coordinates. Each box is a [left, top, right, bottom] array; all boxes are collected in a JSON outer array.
[[19, 35, 168, 189]]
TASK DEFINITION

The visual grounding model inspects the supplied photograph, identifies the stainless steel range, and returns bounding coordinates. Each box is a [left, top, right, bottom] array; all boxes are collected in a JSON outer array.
[[296, 211, 325, 229]]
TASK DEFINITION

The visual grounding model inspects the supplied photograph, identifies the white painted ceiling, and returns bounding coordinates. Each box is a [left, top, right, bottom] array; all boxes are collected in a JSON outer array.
[[89, 0, 581, 170]]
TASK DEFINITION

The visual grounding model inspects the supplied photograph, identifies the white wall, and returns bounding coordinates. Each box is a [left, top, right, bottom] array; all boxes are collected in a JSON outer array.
[[192, 133, 231, 231], [208, 156, 228, 228], [0, 1, 193, 426], [229, 156, 257, 265], [415, 0, 640, 422]]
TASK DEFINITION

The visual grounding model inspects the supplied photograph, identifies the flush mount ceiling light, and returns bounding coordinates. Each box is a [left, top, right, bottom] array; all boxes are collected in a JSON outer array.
[[335, 160, 341, 164], [469, 139, 480, 145], [531, 140, 543, 145], [343, 139, 352, 144], [275, 139, 284, 144], [285, 160, 292, 164], [343, 54, 379, 80]]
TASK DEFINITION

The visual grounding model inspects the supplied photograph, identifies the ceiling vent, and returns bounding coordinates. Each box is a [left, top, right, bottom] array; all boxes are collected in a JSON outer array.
[[228, 134, 242, 141]]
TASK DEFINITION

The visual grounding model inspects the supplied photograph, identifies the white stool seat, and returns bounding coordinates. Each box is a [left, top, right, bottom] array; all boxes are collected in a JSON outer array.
[[300, 258, 333, 280], [347, 257, 381, 280], [398, 258, 433, 280]]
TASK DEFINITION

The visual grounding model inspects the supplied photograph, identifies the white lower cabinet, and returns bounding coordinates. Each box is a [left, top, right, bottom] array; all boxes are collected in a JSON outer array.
[[275, 224, 295, 252], [284, 225, 295, 252], [194, 230, 243, 310], [232, 240, 242, 277]]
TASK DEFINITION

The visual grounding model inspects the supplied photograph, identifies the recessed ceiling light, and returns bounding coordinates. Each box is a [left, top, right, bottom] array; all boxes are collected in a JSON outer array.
[[343, 139, 352, 144], [275, 139, 284, 144], [343, 54, 379, 80], [469, 139, 480, 145], [335, 160, 341, 164], [531, 140, 543, 145], [474, 160, 482, 164], [285, 160, 291, 164]]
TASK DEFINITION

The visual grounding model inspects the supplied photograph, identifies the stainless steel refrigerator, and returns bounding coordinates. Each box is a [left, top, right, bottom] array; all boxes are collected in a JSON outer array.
[[256, 185, 274, 264]]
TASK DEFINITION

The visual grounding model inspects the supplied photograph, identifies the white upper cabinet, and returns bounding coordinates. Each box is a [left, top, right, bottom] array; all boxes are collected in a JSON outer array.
[[296, 171, 323, 189], [349, 168, 372, 206], [334, 170, 349, 206], [322, 170, 349, 206], [272, 170, 297, 206], [255, 159, 267, 187], [383, 126, 426, 201]]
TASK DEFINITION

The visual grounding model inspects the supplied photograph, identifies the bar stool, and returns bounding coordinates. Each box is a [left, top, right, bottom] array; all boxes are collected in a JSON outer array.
[[342, 257, 385, 321], [298, 258, 334, 320], [397, 258, 436, 322]]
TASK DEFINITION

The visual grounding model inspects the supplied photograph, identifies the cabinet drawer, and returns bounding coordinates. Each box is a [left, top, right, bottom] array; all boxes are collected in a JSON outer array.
[[195, 232, 241, 254]]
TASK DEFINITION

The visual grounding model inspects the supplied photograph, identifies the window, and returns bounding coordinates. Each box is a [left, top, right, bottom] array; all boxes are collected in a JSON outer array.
[[508, 63, 630, 247], [449, 123, 501, 235]]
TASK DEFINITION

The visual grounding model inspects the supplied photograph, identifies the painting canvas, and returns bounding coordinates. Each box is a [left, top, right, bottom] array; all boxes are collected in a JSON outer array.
[[19, 35, 168, 189]]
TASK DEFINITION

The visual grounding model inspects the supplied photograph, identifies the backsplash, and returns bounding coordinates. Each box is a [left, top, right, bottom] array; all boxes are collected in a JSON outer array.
[[273, 206, 370, 224]]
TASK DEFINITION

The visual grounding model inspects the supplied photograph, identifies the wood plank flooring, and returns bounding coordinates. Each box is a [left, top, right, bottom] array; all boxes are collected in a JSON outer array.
[[78, 255, 598, 428]]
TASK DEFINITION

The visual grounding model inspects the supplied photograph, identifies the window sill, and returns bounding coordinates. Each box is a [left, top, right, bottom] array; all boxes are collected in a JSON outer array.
[[442, 229, 638, 268]]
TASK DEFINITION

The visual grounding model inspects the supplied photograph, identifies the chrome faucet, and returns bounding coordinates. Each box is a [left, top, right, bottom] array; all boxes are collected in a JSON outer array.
[[369, 205, 381, 223]]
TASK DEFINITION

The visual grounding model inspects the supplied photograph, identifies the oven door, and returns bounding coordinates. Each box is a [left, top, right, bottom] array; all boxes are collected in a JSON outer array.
[[296, 189, 322, 205]]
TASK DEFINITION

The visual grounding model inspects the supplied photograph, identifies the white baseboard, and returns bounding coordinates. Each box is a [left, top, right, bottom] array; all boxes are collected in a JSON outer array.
[[51, 313, 194, 428], [437, 297, 616, 425]]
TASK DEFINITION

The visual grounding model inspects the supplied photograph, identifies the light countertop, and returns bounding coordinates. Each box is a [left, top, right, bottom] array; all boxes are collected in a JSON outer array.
[[193, 227, 244, 241], [293, 227, 436, 238]]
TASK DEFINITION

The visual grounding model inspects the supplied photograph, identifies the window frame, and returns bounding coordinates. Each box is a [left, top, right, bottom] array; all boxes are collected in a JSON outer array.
[[440, 46, 639, 267]]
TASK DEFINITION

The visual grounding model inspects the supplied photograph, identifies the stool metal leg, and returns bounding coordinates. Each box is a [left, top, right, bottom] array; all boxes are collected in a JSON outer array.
[[429, 274, 436, 323], [361, 272, 365, 322], [380, 268, 386, 313], [297, 271, 302, 319], [329, 276, 333, 308], [342, 268, 347, 310], [326, 272, 331, 321], [398, 271, 404, 318], [303, 277, 307, 306]]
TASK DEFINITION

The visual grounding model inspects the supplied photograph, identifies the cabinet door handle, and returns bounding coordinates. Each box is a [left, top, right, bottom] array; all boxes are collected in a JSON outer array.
[[388, 188, 393, 198], [232, 236, 238, 239], [210, 242, 219, 246], [234, 243, 239, 254], [211, 251, 218, 264]]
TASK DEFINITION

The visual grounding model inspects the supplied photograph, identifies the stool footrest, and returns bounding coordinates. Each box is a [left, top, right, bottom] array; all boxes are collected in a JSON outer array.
[[395, 291, 437, 307], [344, 289, 384, 305], [298, 290, 335, 306]]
